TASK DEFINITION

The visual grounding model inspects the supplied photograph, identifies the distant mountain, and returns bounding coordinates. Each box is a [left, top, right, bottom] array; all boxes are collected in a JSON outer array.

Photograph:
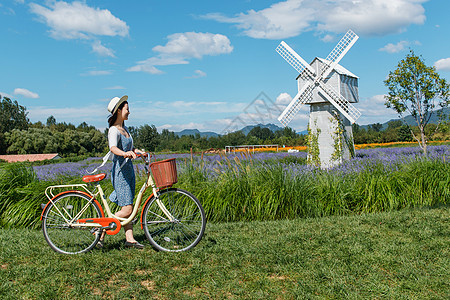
[[174, 123, 285, 138], [174, 129, 219, 138], [239, 123, 284, 135], [361, 107, 450, 131], [175, 108, 450, 138]]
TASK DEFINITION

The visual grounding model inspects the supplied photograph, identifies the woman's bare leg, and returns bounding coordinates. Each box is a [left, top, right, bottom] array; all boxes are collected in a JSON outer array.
[[114, 205, 137, 243], [99, 205, 136, 243]]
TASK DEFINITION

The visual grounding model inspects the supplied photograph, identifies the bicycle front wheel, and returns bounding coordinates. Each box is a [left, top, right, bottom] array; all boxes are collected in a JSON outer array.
[[42, 192, 102, 254], [142, 188, 206, 252]]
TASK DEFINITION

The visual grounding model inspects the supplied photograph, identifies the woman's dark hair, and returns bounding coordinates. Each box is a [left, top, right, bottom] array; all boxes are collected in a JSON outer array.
[[108, 101, 128, 128]]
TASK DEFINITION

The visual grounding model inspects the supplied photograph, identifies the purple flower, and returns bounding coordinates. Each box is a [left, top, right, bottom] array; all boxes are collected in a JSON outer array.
[[33, 145, 449, 182]]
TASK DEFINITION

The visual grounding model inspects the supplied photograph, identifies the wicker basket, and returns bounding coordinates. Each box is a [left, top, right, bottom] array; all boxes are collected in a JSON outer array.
[[150, 158, 178, 188]]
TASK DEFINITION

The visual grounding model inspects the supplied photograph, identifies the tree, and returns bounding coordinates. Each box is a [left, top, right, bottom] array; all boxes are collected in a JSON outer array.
[[386, 120, 403, 130], [277, 126, 298, 139], [219, 131, 246, 148], [0, 96, 29, 132], [77, 121, 96, 132], [136, 124, 159, 151], [5, 127, 107, 155], [370, 123, 383, 132], [157, 129, 178, 151], [0, 96, 29, 154], [46, 116, 56, 127], [384, 50, 450, 154], [248, 126, 274, 142], [398, 125, 413, 142]]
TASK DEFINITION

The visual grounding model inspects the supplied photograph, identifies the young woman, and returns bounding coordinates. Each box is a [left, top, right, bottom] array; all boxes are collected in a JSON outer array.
[[99, 95, 145, 249]]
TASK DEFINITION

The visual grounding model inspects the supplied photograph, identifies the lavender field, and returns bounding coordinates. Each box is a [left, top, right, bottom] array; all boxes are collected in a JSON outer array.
[[1, 146, 449, 228], [33, 145, 450, 181], [186, 145, 450, 182]]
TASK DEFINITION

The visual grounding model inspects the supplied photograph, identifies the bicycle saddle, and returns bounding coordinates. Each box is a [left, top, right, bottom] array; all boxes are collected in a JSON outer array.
[[82, 173, 106, 183]]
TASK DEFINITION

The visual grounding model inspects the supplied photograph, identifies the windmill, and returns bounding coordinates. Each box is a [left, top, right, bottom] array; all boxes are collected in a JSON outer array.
[[276, 30, 360, 168]]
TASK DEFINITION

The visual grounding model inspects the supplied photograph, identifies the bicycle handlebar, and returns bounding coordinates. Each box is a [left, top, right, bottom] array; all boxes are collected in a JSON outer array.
[[119, 151, 150, 170]]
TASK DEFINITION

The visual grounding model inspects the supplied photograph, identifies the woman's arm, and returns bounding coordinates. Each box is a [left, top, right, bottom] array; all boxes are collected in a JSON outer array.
[[109, 126, 137, 159], [110, 146, 137, 159]]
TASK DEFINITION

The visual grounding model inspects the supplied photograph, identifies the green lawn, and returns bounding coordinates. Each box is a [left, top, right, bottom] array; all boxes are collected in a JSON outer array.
[[0, 207, 448, 299]]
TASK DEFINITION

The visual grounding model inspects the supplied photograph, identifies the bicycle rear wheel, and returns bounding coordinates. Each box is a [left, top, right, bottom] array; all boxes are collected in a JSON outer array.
[[142, 188, 206, 252], [42, 192, 102, 254]]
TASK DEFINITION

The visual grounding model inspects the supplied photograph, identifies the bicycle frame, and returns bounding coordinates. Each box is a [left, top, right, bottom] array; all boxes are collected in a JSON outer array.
[[42, 156, 175, 233]]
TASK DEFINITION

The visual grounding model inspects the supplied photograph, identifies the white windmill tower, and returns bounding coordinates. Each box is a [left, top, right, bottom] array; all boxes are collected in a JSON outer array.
[[276, 30, 361, 168]]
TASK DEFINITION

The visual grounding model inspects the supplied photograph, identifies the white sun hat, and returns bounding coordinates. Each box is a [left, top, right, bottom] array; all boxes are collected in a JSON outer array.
[[107, 95, 128, 115]]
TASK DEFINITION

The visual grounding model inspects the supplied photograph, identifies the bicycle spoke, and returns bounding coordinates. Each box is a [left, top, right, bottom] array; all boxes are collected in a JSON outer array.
[[178, 211, 201, 222], [42, 192, 101, 255], [143, 188, 205, 252], [178, 222, 201, 235], [146, 209, 170, 223]]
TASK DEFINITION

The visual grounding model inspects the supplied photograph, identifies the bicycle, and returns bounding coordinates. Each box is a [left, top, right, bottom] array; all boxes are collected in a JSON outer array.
[[40, 154, 206, 254]]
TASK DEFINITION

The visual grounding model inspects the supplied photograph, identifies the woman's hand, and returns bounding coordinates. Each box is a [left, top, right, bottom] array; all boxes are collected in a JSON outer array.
[[134, 149, 148, 157], [123, 150, 137, 159], [111, 146, 137, 159]]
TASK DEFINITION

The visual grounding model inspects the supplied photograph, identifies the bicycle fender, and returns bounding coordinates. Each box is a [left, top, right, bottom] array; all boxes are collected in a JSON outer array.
[[40, 190, 105, 220], [139, 192, 155, 229]]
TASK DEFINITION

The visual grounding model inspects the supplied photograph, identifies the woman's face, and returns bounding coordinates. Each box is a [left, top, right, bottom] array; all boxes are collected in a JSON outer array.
[[118, 103, 130, 120]]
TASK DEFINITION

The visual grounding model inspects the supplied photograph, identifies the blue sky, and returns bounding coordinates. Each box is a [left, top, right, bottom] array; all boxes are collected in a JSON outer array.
[[1, 0, 449, 133]]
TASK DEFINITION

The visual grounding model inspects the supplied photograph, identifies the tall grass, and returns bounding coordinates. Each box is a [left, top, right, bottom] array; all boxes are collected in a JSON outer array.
[[0, 147, 449, 228], [177, 155, 450, 222], [0, 163, 53, 228]]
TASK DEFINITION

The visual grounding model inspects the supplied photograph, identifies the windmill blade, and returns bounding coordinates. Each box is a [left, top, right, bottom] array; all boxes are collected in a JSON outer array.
[[276, 41, 316, 77], [320, 30, 359, 79], [317, 82, 361, 124], [278, 82, 314, 127]]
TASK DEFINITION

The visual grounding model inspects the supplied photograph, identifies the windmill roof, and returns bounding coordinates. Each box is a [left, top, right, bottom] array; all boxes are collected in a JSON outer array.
[[296, 57, 358, 79], [316, 57, 358, 78]]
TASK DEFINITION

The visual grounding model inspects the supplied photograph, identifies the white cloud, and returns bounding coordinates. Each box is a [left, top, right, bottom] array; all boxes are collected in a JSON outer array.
[[27, 104, 107, 125], [273, 92, 310, 131], [127, 32, 233, 74], [29, 1, 129, 40], [434, 58, 450, 71], [129, 99, 248, 127], [14, 88, 39, 99], [82, 70, 113, 76], [379, 40, 410, 53], [92, 40, 115, 57], [321, 34, 335, 42], [357, 94, 398, 124], [275, 92, 292, 105], [104, 86, 126, 90], [185, 70, 207, 79], [203, 0, 427, 39], [27, 96, 307, 133], [158, 122, 208, 132], [109, 98, 246, 133], [127, 64, 165, 75], [273, 93, 398, 128], [153, 32, 233, 58], [202, 1, 314, 39]]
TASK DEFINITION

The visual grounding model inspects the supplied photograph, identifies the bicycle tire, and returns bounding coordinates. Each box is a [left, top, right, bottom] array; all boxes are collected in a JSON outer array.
[[142, 188, 206, 252], [42, 192, 102, 254]]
